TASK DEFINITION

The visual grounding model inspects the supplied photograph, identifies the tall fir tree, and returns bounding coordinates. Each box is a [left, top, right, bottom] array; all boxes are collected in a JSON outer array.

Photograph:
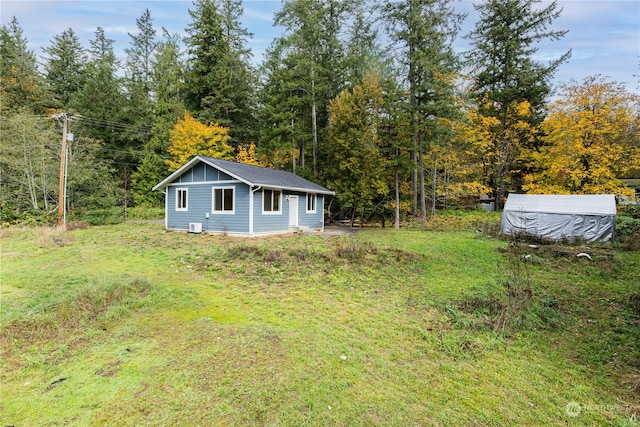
[[0, 17, 46, 113], [124, 8, 157, 136], [42, 28, 87, 109], [70, 27, 130, 207], [131, 30, 186, 206], [384, 0, 464, 220], [261, 0, 365, 176], [467, 0, 570, 207], [72, 27, 125, 143], [343, 0, 381, 87], [184, 0, 256, 144]]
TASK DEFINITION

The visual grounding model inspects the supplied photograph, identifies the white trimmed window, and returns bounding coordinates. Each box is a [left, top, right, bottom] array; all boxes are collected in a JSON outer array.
[[263, 189, 281, 213], [213, 187, 234, 213], [306, 193, 317, 213], [176, 188, 188, 211]]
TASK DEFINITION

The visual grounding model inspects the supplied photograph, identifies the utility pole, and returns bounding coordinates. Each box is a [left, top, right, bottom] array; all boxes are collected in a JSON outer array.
[[55, 113, 68, 227]]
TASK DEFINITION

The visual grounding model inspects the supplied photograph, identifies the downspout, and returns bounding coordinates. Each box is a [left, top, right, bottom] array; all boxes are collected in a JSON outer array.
[[162, 189, 168, 230], [250, 185, 262, 237]]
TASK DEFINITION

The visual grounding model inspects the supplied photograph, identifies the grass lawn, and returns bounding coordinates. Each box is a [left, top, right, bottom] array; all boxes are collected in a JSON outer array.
[[1, 219, 638, 426]]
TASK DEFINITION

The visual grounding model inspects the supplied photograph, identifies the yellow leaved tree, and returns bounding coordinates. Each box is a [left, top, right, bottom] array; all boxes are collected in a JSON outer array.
[[523, 76, 638, 196], [463, 98, 537, 205], [166, 111, 234, 171], [325, 73, 388, 225], [235, 142, 266, 166]]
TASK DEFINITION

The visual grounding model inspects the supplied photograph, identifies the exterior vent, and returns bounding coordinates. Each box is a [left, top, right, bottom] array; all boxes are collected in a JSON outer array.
[[188, 222, 203, 233]]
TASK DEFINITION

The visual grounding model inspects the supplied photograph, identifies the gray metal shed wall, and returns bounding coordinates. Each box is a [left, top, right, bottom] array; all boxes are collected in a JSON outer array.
[[501, 211, 615, 242]]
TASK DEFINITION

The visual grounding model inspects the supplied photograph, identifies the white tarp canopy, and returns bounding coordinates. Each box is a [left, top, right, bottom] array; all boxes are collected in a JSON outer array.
[[501, 194, 617, 242]]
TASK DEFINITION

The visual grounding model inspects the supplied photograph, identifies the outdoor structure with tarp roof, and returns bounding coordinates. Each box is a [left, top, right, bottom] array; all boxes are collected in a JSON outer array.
[[501, 194, 617, 242]]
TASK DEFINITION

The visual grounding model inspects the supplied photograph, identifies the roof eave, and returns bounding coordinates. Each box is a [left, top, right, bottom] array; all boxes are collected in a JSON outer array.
[[153, 155, 335, 196], [278, 185, 335, 196], [202, 158, 253, 186]]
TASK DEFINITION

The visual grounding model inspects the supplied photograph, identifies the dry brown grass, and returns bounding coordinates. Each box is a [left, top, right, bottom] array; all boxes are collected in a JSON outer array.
[[32, 225, 75, 248]]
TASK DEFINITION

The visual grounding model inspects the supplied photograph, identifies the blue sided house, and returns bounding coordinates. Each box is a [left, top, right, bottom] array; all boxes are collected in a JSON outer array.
[[152, 155, 335, 236]]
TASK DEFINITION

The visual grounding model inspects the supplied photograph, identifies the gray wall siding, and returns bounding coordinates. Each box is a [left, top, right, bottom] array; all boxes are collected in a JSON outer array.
[[252, 190, 325, 233], [192, 162, 205, 181], [253, 189, 288, 234], [298, 193, 325, 229], [163, 162, 328, 235], [166, 183, 250, 233], [205, 164, 233, 182], [209, 183, 250, 233]]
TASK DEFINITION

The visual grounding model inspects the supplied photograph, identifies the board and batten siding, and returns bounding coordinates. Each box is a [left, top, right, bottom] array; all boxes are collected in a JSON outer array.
[[174, 163, 233, 183]]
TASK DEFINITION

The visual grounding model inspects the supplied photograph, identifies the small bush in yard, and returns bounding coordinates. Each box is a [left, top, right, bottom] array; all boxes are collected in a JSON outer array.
[[616, 215, 640, 236], [615, 215, 640, 250]]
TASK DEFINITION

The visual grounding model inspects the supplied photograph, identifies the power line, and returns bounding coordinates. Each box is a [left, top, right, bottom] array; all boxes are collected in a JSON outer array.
[[7, 144, 160, 160], [71, 114, 151, 135], [1, 112, 153, 136]]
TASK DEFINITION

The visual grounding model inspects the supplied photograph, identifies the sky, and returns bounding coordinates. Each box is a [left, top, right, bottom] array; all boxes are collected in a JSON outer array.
[[1, 0, 639, 96]]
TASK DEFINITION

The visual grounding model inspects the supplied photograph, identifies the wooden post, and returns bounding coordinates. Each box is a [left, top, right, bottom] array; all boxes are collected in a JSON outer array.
[[57, 114, 67, 227]]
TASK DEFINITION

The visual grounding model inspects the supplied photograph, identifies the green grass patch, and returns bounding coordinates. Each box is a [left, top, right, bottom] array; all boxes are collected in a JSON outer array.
[[1, 218, 638, 426]]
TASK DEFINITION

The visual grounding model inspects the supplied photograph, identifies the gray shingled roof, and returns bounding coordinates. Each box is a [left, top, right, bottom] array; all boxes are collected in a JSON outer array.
[[153, 155, 334, 195]]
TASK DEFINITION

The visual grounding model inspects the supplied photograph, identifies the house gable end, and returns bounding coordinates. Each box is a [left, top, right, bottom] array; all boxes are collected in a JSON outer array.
[[153, 156, 248, 191]]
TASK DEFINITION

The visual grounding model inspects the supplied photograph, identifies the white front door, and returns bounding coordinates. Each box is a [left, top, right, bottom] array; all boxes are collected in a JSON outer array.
[[288, 195, 299, 227]]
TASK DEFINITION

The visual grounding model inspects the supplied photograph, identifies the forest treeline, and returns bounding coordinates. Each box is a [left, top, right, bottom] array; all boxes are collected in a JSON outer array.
[[1, 0, 639, 226]]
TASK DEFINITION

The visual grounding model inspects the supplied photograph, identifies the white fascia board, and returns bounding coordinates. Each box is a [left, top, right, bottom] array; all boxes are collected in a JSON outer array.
[[153, 155, 254, 191], [166, 180, 240, 186], [199, 158, 253, 187], [276, 185, 335, 196]]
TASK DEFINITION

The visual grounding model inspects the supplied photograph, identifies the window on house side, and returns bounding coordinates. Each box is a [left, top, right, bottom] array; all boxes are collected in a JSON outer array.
[[263, 189, 281, 213], [176, 188, 188, 211], [213, 187, 234, 213], [307, 193, 316, 212]]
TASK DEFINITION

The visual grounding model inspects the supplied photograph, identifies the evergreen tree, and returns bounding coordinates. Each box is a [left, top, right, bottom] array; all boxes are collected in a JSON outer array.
[[131, 30, 185, 206], [343, 0, 381, 87], [184, 0, 256, 144], [42, 28, 87, 109], [260, 0, 362, 176], [72, 27, 125, 142], [466, 0, 570, 207], [258, 37, 310, 173], [384, 0, 464, 220], [125, 9, 156, 91], [70, 27, 130, 208], [124, 8, 157, 133], [0, 17, 46, 113]]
